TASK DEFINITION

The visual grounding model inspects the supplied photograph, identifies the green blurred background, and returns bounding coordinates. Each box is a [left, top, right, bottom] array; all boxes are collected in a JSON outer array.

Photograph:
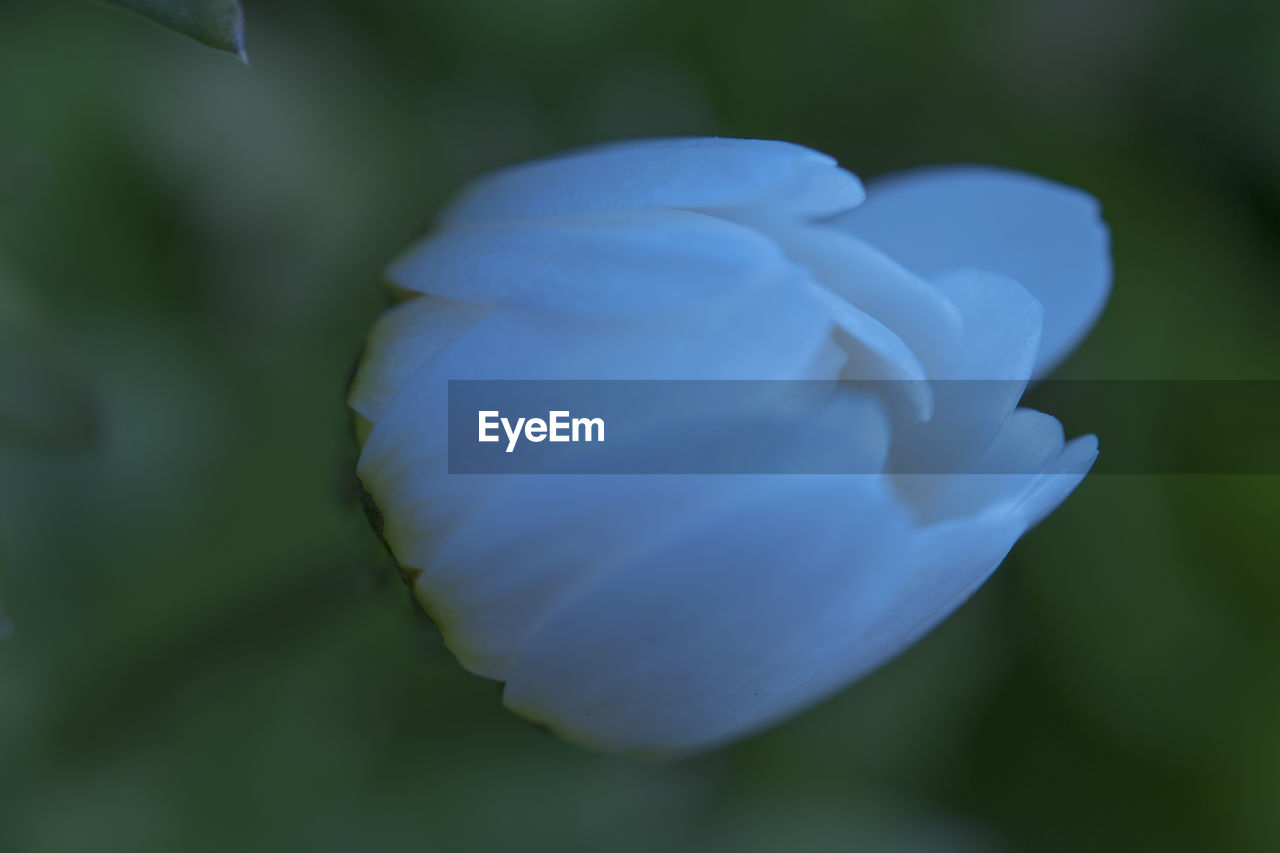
[[1, 0, 1278, 849]]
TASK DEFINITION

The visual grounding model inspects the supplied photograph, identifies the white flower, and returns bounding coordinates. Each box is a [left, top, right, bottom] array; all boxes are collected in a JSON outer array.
[[349, 137, 1110, 755]]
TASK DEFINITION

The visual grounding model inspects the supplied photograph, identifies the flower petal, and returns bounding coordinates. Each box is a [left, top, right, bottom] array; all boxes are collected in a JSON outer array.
[[852, 512, 1027, 681], [347, 296, 491, 428], [1015, 433, 1098, 529], [502, 474, 913, 755], [886, 269, 1043, 479], [441, 137, 864, 225], [412, 476, 747, 679], [369, 277, 832, 396], [381, 391, 891, 681], [899, 407, 1066, 524], [356, 278, 836, 621], [752, 223, 965, 379], [861, 434, 1097, 675], [806, 283, 934, 420], [388, 209, 793, 316], [833, 166, 1110, 376]]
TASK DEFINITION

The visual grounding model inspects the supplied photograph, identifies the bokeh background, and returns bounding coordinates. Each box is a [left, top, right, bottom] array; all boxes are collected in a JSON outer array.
[[2, 0, 1279, 850]]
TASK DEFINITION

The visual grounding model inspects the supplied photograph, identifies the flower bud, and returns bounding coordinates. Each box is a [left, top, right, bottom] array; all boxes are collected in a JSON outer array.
[[349, 138, 1110, 755]]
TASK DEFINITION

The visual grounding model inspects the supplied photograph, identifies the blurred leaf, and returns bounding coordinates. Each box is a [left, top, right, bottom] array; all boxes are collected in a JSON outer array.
[[101, 0, 247, 62], [0, 332, 99, 453], [0, 571, 10, 638], [0, 265, 99, 452], [0, 525, 8, 638]]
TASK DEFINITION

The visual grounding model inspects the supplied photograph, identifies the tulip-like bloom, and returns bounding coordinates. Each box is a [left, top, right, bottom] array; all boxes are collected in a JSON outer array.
[[350, 138, 1110, 755]]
